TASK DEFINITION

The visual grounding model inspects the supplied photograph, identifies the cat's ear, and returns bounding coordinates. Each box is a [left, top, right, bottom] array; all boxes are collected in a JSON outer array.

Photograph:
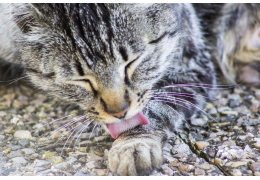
[[10, 3, 43, 34]]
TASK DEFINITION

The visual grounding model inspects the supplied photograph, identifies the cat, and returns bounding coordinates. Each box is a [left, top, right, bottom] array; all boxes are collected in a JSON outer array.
[[193, 3, 260, 86], [0, 3, 216, 175]]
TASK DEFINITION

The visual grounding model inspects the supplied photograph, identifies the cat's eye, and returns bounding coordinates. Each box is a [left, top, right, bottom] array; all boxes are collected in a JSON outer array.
[[149, 32, 167, 44], [124, 56, 140, 86], [73, 79, 97, 95]]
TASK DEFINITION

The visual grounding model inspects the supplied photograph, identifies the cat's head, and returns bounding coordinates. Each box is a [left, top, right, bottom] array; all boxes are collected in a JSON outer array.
[[11, 3, 181, 125]]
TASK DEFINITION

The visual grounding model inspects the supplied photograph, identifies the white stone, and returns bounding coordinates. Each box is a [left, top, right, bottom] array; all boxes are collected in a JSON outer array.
[[14, 130, 32, 139]]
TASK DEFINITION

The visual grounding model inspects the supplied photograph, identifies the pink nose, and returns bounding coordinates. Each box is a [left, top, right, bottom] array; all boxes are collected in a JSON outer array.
[[109, 107, 129, 118]]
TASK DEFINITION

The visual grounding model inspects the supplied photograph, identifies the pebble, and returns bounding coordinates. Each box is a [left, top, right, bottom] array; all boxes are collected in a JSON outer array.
[[250, 163, 260, 172], [195, 141, 209, 150], [42, 152, 56, 159], [34, 159, 51, 167], [194, 168, 205, 176], [231, 169, 242, 176], [74, 171, 87, 176], [21, 148, 35, 155], [195, 162, 211, 170], [11, 157, 28, 166], [49, 156, 63, 164], [225, 161, 248, 168], [190, 118, 207, 126], [2, 168, 16, 176], [14, 130, 32, 139], [7, 150, 23, 158], [52, 162, 70, 170], [8, 145, 22, 151], [91, 169, 109, 176], [65, 156, 77, 164], [253, 138, 260, 148], [179, 164, 194, 172], [87, 153, 103, 162], [85, 160, 103, 169], [0, 111, 7, 117], [18, 140, 29, 148]]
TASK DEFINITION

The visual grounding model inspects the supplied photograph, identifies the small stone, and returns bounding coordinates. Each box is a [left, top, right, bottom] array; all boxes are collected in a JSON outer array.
[[72, 163, 81, 171], [190, 118, 207, 126], [21, 148, 35, 155], [179, 164, 194, 172], [8, 145, 22, 151], [65, 156, 77, 164], [92, 169, 109, 176], [228, 94, 241, 102], [34, 159, 51, 167], [3, 147, 12, 155], [87, 153, 103, 162], [234, 106, 250, 115], [42, 151, 56, 159], [220, 111, 238, 116], [10, 117, 20, 124], [254, 172, 260, 176], [18, 140, 29, 148], [74, 172, 87, 176], [4, 126, 14, 134], [0, 111, 7, 117], [11, 157, 28, 166], [195, 162, 211, 170], [7, 150, 23, 158], [250, 163, 260, 172], [14, 130, 32, 139], [231, 169, 242, 176], [49, 156, 63, 164], [253, 138, 260, 148], [85, 160, 103, 169], [168, 159, 179, 167], [195, 141, 209, 150], [2, 168, 16, 176], [217, 106, 232, 113], [52, 162, 70, 170], [244, 145, 252, 152], [50, 131, 62, 139], [93, 136, 107, 142], [26, 106, 35, 113], [222, 140, 236, 146], [194, 168, 205, 176], [161, 164, 174, 175], [225, 161, 247, 168]]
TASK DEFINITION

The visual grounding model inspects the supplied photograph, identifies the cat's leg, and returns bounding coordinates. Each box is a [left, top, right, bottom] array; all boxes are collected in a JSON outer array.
[[108, 124, 165, 176]]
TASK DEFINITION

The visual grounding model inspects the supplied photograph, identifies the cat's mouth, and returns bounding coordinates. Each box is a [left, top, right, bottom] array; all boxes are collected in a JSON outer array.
[[107, 112, 150, 139]]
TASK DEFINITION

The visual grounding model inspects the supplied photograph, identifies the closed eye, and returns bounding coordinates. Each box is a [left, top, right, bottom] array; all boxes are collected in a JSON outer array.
[[74, 79, 97, 96], [124, 56, 140, 86], [149, 32, 168, 44]]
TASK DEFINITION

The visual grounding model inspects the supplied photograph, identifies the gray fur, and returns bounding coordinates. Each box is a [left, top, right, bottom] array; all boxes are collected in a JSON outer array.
[[0, 3, 216, 175]]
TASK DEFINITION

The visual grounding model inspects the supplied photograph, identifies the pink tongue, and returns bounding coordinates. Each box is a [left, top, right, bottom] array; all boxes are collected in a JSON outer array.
[[108, 112, 149, 139]]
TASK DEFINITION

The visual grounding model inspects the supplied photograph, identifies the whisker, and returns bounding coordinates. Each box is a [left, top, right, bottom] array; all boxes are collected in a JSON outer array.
[[161, 83, 241, 90], [71, 119, 94, 149]]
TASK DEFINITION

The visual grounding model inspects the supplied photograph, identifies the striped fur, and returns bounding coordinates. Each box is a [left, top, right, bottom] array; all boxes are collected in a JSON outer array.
[[0, 3, 215, 175]]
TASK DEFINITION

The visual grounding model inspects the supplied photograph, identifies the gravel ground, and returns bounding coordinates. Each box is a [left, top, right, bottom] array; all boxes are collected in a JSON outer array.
[[1, 82, 260, 176]]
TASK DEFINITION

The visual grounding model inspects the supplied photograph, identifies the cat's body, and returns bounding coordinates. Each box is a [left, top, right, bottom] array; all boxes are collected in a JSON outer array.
[[0, 3, 216, 175], [193, 3, 260, 86]]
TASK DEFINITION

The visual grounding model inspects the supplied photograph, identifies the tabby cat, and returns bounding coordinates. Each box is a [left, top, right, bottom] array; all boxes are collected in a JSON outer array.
[[0, 4, 216, 175]]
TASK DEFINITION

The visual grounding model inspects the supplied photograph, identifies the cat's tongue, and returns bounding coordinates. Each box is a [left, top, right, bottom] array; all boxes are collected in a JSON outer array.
[[108, 112, 149, 139]]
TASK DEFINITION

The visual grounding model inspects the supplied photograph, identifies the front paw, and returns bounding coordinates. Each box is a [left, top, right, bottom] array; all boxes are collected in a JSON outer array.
[[108, 138, 163, 176]]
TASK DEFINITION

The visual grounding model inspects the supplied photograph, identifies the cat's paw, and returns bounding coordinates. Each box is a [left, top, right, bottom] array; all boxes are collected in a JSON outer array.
[[108, 138, 162, 176]]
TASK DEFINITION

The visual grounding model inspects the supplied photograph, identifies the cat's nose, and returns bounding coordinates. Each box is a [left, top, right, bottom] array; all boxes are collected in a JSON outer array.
[[106, 102, 130, 119]]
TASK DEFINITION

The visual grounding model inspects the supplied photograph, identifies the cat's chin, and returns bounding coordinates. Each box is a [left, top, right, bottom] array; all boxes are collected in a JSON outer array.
[[107, 112, 150, 139]]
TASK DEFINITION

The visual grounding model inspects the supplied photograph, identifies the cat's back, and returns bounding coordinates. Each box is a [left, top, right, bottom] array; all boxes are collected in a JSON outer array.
[[0, 4, 21, 64]]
